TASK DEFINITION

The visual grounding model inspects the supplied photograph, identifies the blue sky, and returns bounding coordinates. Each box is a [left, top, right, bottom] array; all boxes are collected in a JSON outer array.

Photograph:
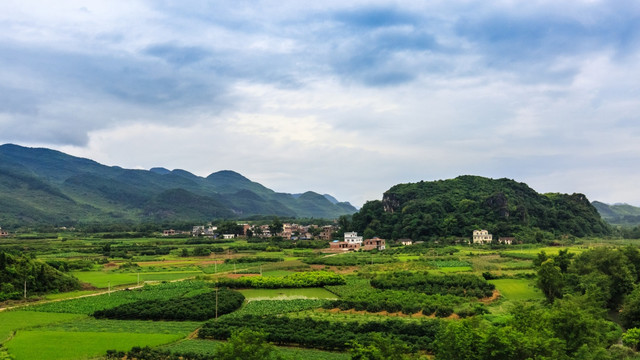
[[1, 0, 640, 207]]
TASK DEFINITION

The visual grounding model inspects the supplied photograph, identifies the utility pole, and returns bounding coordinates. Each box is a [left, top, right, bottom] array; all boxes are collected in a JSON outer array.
[[108, 281, 111, 296], [215, 286, 218, 319], [24, 279, 27, 299], [137, 273, 140, 286]]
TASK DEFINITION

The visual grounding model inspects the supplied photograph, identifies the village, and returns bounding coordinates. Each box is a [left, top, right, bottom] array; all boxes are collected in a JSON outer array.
[[161, 223, 517, 251]]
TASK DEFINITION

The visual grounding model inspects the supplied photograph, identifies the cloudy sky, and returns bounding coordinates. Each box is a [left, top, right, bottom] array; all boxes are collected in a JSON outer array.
[[1, 0, 640, 207]]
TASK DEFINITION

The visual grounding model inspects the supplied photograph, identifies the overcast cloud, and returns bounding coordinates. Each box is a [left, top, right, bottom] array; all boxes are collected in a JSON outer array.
[[1, 0, 640, 207]]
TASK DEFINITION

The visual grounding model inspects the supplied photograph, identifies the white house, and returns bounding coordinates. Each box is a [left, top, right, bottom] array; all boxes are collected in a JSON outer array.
[[472, 229, 492, 244], [344, 232, 363, 244]]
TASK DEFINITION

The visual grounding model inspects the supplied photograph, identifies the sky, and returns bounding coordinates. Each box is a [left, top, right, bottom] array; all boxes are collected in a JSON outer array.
[[1, 0, 640, 208]]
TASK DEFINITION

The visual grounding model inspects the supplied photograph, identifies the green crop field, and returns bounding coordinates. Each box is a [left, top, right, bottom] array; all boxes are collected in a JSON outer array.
[[489, 278, 544, 301], [4, 330, 181, 360], [230, 299, 327, 316], [0, 311, 85, 342]]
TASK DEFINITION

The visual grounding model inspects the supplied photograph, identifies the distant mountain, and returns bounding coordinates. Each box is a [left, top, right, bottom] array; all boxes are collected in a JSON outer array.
[[592, 201, 640, 226], [0, 144, 357, 227], [351, 175, 611, 241]]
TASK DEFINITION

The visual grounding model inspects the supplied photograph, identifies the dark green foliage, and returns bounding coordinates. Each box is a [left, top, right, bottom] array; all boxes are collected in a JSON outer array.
[[199, 315, 441, 352], [0, 251, 81, 301], [215, 329, 283, 360], [92, 288, 244, 321], [215, 271, 345, 289], [347, 332, 416, 360], [324, 284, 468, 315], [370, 271, 495, 298], [569, 247, 635, 309], [435, 296, 622, 360], [621, 287, 640, 329], [351, 176, 610, 242], [537, 259, 564, 303]]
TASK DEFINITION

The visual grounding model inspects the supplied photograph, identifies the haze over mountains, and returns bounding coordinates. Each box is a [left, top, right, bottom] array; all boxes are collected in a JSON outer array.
[[0, 144, 357, 227]]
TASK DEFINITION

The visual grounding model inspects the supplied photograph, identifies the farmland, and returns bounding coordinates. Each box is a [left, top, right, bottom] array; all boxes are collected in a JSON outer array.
[[2, 232, 640, 359]]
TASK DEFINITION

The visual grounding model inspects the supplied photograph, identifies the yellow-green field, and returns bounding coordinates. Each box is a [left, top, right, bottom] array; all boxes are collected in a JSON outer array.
[[239, 288, 338, 300], [489, 278, 544, 301]]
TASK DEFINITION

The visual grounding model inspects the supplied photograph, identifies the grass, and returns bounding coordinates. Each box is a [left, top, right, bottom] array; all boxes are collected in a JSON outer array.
[[0, 311, 85, 342], [239, 288, 338, 300], [4, 331, 181, 360], [489, 279, 544, 301]]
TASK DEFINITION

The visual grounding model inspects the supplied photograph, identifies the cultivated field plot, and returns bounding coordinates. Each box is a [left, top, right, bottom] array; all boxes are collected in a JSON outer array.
[[239, 287, 338, 300], [0, 311, 85, 342], [489, 278, 544, 301], [71, 270, 203, 288], [4, 330, 180, 360]]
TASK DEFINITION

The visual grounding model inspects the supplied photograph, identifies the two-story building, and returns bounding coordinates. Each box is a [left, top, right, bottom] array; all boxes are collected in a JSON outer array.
[[363, 237, 386, 251], [472, 229, 492, 244]]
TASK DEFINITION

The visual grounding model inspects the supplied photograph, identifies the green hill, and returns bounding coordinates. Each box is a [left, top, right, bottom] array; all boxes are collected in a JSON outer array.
[[351, 175, 610, 242], [0, 144, 357, 227]]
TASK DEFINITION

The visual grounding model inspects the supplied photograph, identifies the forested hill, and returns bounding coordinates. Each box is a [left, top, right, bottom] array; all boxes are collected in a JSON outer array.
[[0, 144, 357, 227], [351, 175, 611, 242]]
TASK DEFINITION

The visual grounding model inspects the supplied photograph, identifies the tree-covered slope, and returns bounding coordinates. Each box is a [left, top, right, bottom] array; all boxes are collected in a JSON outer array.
[[352, 175, 610, 242], [0, 251, 81, 301], [0, 144, 357, 226]]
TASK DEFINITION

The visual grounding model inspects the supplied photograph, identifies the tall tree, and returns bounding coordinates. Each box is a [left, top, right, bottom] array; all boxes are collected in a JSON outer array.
[[537, 259, 564, 303]]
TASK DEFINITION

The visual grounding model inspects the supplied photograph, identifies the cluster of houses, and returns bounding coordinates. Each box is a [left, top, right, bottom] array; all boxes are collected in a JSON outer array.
[[328, 232, 386, 252], [163, 223, 338, 241], [0, 227, 8, 237]]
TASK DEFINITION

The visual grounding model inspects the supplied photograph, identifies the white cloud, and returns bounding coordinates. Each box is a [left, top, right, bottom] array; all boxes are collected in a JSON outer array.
[[2, 0, 640, 208]]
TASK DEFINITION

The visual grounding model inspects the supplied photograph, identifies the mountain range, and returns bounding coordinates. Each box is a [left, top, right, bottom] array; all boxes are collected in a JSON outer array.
[[592, 201, 640, 226], [0, 144, 357, 227]]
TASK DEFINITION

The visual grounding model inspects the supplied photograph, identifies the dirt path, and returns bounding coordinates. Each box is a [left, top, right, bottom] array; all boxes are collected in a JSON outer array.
[[0, 284, 145, 313]]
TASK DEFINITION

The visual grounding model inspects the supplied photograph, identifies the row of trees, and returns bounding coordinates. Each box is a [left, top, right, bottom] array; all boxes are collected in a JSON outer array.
[[93, 288, 244, 321], [324, 289, 486, 317], [370, 271, 495, 298], [107, 329, 283, 360], [215, 271, 346, 289], [199, 315, 441, 352]]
